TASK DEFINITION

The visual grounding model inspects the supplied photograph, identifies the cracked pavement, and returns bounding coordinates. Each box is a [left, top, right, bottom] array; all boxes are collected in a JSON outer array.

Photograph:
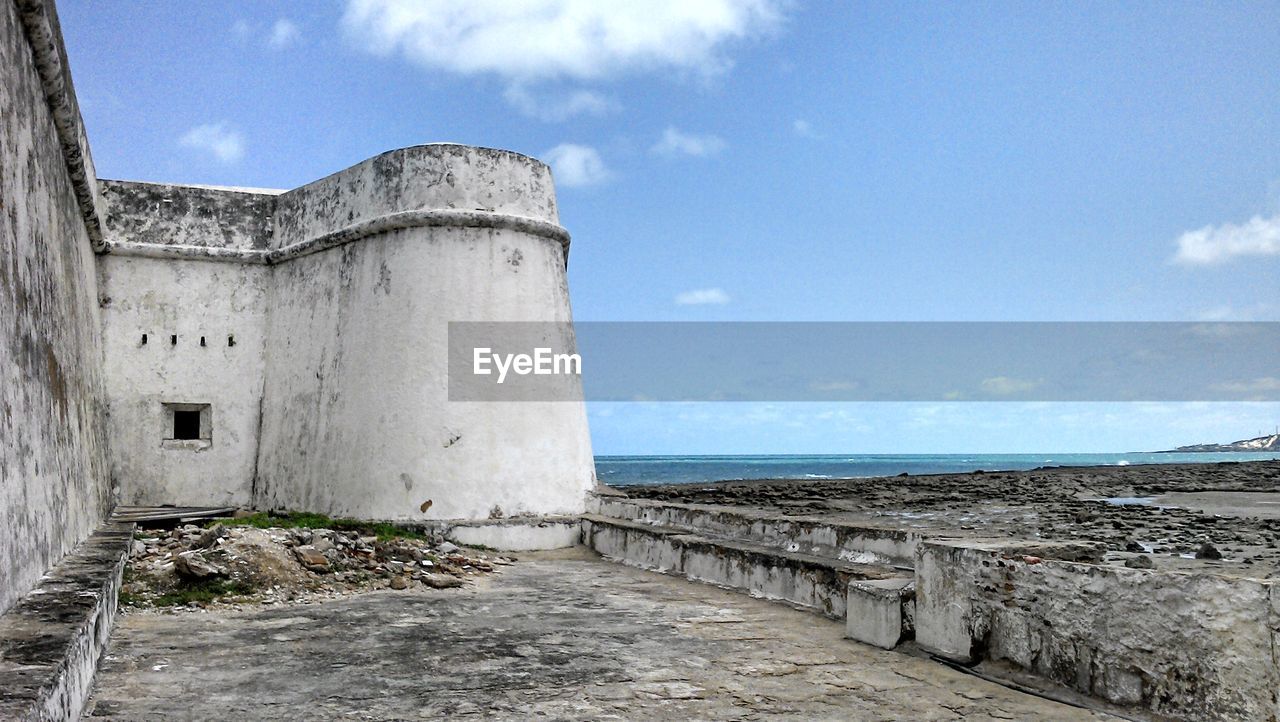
[[84, 549, 1112, 720]]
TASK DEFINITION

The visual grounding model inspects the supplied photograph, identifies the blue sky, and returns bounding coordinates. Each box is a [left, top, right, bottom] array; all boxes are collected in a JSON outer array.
[[59, 1, 1280, 453]]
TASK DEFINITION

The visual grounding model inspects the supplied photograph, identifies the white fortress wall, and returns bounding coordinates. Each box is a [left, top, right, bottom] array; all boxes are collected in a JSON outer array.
[[97, 181, 275, 507], [0, 0, 113, 614], [255, 145, 595, 521], [96, 255, 269, 507], [92, 146, 595, 522]]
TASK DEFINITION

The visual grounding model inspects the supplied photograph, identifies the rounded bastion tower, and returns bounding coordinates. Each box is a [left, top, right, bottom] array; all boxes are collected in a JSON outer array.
[[98, 144, 596, 529]]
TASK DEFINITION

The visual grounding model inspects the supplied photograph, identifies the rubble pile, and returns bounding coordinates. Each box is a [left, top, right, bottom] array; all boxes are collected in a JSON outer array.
[[121, 521, 513, 610]]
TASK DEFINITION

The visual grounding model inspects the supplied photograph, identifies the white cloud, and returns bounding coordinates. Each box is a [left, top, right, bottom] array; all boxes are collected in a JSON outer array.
[[179, 123, 244, 164], [651, 127, 726, 158], [979, 376, 1041, 396], [810, 380, 859, 392], [503, 86, 620, 122], [1172, 214, 1280, 265], [1195, 303, 1276, 322], [792, 118, 818, 138], [1210, 377, 1280, 394], [232, 19, 253, 41], [675, 287, 731, 305], [542, 144, 611, 187], [342, 0, 784, 82], [268, 19, 301, 49]]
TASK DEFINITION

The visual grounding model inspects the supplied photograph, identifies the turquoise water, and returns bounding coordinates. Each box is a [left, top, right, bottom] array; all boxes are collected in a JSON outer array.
[[595, 452, 1280, 487]]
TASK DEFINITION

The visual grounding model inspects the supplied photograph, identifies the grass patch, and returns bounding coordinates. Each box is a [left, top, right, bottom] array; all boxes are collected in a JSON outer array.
[[117, 590, 145, 607], [152, 578, 255, 608], [208, 511, 430, 542]]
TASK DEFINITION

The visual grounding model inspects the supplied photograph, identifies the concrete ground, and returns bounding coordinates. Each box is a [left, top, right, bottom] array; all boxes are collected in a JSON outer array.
[[84, 550, 1110, 721]]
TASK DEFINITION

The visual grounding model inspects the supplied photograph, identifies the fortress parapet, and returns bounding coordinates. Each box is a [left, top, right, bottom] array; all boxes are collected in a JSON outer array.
[[97, 144, 595, 522]]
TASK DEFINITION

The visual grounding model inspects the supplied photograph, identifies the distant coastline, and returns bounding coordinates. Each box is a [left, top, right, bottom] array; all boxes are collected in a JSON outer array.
[[595, 451, 1280, 486], [1161, 433, 1280, 453]]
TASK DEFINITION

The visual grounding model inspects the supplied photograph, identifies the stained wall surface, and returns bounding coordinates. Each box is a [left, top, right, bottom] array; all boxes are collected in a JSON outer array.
[[1, 0, 596, 617], [96, 182, 276, 507], [915, 539, 1280, 720], [96, 255, 271, 507], [256, 146, 596, 520], [97, 147, 596, 521], [0, 0, 112, 614]]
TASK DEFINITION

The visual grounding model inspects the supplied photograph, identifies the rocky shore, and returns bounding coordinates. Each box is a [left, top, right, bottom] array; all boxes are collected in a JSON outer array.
[[620, 459, 1280, 576]]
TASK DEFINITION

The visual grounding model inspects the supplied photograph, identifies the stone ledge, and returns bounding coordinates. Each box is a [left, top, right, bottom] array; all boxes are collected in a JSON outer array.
[[589, 494, 923, 566], [13, 0, 105, 249], [581, 514, 903, 619], [102, 208, 572, 266], [0, 523, 132, 721], [443, 517, 581, 551]]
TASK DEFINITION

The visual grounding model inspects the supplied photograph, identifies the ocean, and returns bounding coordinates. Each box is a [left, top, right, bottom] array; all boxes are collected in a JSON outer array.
[[595, 452, 1280, 487]]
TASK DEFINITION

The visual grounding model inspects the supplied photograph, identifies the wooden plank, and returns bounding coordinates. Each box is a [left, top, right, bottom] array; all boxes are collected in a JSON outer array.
[[109, 506, 238, 523]]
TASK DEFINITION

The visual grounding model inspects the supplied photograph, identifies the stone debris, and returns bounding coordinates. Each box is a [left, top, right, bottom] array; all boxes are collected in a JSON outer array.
[[1195, 542, 1223, 560], [422, 573, 465, 589], [174, 551, 226, 580], [293, 546, 330, 572], [191, 524, 229, 550], [121, 522, 514, 611], [1123, 555, 1155, 569]]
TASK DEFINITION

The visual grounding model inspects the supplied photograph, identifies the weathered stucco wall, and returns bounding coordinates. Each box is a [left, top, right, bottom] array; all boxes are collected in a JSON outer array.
[[915, 539, 1280, 720], [0, 0, 111, 614], [256, 145, 595, 521], [97, 182, 277, 507], [96, 256, 270, 506], [95, 146, 595, 522], [100, 180, 277, 253]]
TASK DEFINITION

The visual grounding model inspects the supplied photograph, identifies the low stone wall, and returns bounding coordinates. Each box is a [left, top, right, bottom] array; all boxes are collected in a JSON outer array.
[[581, 515, 908, 619], [592, 496, 920, 566], [915, 539, 1280, 720], [443, 517, 581, 551], [0, 523, 132, 721]]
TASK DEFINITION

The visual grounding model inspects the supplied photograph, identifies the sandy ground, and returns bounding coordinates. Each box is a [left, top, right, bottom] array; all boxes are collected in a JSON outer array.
[[621, 459, 1280, 577], [84, 551, 1111, 721]]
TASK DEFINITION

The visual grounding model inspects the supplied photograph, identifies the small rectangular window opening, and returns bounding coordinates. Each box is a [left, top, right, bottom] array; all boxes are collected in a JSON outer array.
[[141, 333, 148, 345], [162, 402, 212, 448], [173, 410, 201, 440], [170, 334, 177, 345], [200, 336, 206, 347], [227, 335, 236, 347]]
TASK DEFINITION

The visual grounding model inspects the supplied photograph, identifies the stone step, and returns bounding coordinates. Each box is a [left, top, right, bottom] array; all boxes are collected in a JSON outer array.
[[846, 577, 915, 650], [580, 514, 912, 624]]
